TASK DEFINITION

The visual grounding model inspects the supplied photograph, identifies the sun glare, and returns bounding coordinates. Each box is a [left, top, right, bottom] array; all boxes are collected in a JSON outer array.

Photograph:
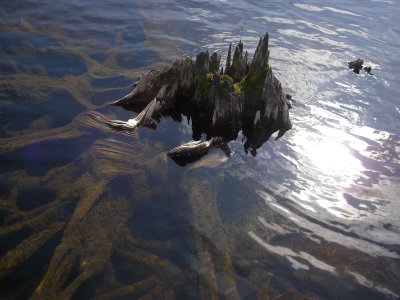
[[291, 128, 365, 186]]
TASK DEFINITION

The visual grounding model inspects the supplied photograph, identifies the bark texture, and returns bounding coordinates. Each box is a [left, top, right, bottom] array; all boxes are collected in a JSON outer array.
[[110, 32, 292, 160]]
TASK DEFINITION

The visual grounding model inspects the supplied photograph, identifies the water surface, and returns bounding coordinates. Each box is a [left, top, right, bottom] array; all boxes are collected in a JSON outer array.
[[0, 0, 399, 299]]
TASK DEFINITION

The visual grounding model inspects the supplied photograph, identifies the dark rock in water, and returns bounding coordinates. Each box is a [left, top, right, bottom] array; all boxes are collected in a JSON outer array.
[[348, 58, 373, 75], [348, 58, 364, 74], [363, 66, 372, 74], [108, 33, 293, 165]]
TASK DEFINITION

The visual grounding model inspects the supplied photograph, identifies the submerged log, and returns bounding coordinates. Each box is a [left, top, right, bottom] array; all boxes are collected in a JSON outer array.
[[167, 137, 232, 166], [168, 137, 223, 158], [109, 32, 292, 163]]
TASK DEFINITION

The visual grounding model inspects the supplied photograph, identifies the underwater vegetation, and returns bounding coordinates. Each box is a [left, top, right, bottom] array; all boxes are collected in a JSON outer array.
[[0, 6, 399, 299]]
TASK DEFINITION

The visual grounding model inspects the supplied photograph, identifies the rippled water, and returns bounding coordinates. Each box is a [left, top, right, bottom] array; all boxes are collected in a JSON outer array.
[[1, 0, 400, 299]]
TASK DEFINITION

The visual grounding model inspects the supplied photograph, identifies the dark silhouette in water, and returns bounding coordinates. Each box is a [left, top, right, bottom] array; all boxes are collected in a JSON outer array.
[[108, 33, 292, 164], [348, 58, 372, 75]]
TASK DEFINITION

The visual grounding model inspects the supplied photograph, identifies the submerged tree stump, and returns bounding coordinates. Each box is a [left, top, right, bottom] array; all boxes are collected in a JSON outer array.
[[109, 33, 292, 162]]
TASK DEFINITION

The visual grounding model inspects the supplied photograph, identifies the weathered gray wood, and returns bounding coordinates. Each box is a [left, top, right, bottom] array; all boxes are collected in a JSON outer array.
[[249, 33, 269, 75], [244, 33, 292, 138], [109, 32, 293, 160], [107, 98, 161, 130], [168, 137, 223, 158], [226, 41, 248, 82], [212, 92, 244, 129]]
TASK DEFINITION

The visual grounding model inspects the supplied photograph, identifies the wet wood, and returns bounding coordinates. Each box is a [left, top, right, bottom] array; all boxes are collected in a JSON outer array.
[[167, 137, 223, 158], [109, 33, 292, 157], [107, 98, 161, 130]]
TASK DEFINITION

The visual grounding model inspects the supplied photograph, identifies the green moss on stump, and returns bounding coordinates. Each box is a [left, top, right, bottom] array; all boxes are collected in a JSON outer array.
[[216, 74, 234, 96], [240, 68, 267, 100], [194, 67, 268, 109], [194, 72, 214, 101]]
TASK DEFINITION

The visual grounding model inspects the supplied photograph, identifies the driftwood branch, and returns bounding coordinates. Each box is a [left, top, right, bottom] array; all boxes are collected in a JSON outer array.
[[107, 98, 161, 130]]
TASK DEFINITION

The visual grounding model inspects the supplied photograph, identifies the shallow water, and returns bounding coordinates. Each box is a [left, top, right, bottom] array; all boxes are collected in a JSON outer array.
[[1, 0, 400, 299]]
